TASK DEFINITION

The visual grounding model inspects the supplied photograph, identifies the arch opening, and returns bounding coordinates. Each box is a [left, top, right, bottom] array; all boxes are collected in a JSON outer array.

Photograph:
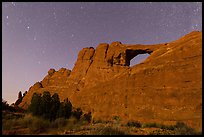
[[129, 53, 150, 67]]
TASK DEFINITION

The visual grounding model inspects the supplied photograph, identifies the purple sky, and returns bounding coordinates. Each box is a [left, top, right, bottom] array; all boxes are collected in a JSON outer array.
[[2, 2, 202, 104]]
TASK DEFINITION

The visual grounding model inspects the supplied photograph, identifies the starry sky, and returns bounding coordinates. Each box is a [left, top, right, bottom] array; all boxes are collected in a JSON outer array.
[[2, 2, 202, 104]]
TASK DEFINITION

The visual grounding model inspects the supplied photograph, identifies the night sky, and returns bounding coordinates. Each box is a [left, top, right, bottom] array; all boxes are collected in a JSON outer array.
[[2, 2, 202, 104]]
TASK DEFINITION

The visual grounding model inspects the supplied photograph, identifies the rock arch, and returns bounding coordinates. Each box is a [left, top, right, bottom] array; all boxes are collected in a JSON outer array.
[[125, 49, 153, 66]]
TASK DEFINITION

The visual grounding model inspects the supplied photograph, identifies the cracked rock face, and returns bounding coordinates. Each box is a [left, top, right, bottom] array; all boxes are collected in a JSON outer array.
[[19, 31, 202, 131]]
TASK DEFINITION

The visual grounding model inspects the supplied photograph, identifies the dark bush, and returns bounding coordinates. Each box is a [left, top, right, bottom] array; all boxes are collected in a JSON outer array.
[[29, 117, 50, 134], [51, 117, 67, 128], [2, 99, 16, 112], [112, 116, 120, 121], [83, 112, 92, 123], [142, 122, 162, 128], [126, 120, 141, 128], [50, 93, 60, 121], [72, 108, 83, 120], [28, 93, 42, 116], [174, 121, 197, 135], [57, 98, 72, 119]]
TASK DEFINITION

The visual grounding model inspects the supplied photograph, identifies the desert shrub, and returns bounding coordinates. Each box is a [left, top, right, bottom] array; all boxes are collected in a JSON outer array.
[[65, 117, 82, 130], [2, 99, 9, 110], [2, 99, 16, 112], [93, 119, 103, 124], [83, 112, 92, 123], [67, 116, 78, 124], [29, 117, 50, 134], [2, 119, 20, 130], [113, 116, 121, 124], [20, 114, 34, 128], [72, 108, 83, 120], [142, 122, 176, 130], [64, 115, 93, 131], [173, 121, 197, 135], [57, 99, 72, 119], [2, 111, 24, 120], [160, 124, 175, 130], [113, 116, 120, 121], [28, 91, 73, 121], [51, 117, 67, 128], [126, 120, 141, 128], [3, 114, 34, 130], [142, 122, 162, 128], [94, 126, 126, 135], [148, 122, 199, 135]]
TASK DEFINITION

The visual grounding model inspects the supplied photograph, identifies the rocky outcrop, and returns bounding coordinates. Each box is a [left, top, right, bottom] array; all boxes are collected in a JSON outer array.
[[19, 31, 202, 131], [41, 68, 71, 87]]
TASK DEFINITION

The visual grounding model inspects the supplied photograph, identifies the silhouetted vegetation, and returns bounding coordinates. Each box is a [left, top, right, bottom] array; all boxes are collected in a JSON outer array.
[[72, 107, 83, 120], [173, 121, 198, 135], [28, 91, 89, 122], [57, 98, 72, 119], [126, 120, 141, 128], [112, 116, 120, 121], [50, 93, 60, 120], [28, 93, 42, 116], [141, 121, 200, 135], [83, 112, 92, 123], [2, 99, 11, 110], [142, 122, 163, 128], [2, 99, 24, 112]]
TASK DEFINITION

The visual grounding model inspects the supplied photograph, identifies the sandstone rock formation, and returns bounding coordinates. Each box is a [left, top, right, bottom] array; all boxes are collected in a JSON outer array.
[[19, 31, 202, 131]]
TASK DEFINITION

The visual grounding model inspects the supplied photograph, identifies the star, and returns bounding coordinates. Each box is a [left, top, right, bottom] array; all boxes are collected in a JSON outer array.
[[67, 11, 70, 15], [27, 26, 30, 29], [11, 2, 16, 6], [53, 12, 56, 19], [80, 6, 84, 10], [192, 24, 198, 30], [6, 16, 8, 19]]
